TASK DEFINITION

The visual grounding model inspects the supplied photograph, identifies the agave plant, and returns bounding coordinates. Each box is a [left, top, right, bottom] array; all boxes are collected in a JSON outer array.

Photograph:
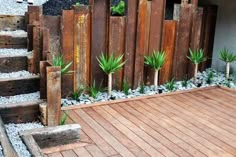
[[52, 54, 73, 75], [60, 111, 69, 125], [111, 0, 125, 16], [187, 49, 207, 84], [97, 52, 126, 95], [144, 50, 165, 91], [219, 48, 236, 80]]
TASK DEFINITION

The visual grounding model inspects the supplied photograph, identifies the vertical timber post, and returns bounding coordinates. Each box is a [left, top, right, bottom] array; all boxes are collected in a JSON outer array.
[[47, 66, 61, 126]]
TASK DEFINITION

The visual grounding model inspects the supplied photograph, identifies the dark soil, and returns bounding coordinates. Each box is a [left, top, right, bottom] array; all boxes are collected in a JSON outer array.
[[43, 0, 125, 16], [43, 0, 89, 16]]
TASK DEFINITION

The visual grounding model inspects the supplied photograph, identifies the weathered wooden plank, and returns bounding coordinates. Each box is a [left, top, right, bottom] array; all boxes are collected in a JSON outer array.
[[188, 7, 204, 77], [200, 6, 217, 71], [42, 27, 50, 60], [20, 124, 81, 149], [0, 35, 27, 47], [47, 66, 61, 126], [28, 6, 42, 26], [0, 117, 18, 157], [173, 4, 193, 80], [145, 0, 166, 85], [0, 100, 43, 123], [40, 61, 50, 99], [0, 56, 27, 73], [43, 16, 61, 56], [27, 24, 34, 51], [109, 16, 126, 90], [61, 10, 74, 97], [33, 26, 41, 74], [0, 15, 26, 31], [123, 0, 138, 88], [90, 0, 109, 86], [73, 6, 91, 89], [0, 76, 39, 96], [133, 0, 149, 88], [160, 20, 177, 84]]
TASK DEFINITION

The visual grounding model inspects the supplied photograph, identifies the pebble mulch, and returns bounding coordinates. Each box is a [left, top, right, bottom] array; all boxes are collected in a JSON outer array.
[[0, 49, 31, 56], [5, 123, 43, 157], [0, 30, 27, 37], [0, 71, 37, 79], [0, 145, 3, 157]]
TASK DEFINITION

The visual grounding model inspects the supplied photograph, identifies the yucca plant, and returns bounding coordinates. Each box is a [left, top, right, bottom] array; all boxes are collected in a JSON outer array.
[[52, 54, 73, 75], [71, 85, 85, 101], [219, 48, 236, 80], [122, 79, 130, 95], [97, 52, 126, 95], [187, 49, 207, 84], [165, 78, 176, 91], [87, 80, 104, 98], [139, 82, 145, 94], [144, 50, 165, 91], [111, 0, 125, 16], [60, 111, 69, 125]]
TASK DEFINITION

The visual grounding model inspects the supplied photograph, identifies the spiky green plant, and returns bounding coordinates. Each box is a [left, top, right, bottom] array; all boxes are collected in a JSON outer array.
[[71, 85, 85, 101], [122, 79, 130, 95], [165, 78, 175, 92], [219, 48, 236, 80], [206, 71, 214, 84], [75, 2, 80, 6], [139, 82, 145, 94], [111, 0, 125, 16], [60, 111, 69, 125], [97, 52, 126, 95], [52, 54, 73, 75], [87, 81, 103, 98], [181, 75, 188, 87], [144, 50, 166, 90], [187, 49, 207, 84]]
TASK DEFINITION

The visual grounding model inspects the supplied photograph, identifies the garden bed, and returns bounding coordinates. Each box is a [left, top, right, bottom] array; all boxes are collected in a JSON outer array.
[[61, 69, 236, 107]]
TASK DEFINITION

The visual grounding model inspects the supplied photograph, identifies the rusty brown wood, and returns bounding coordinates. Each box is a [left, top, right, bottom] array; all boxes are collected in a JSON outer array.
[[133, 0, 149, 89], [42, 27, 50, 60], [188, 7, 204, 77], [160, 20, 177, 84], [33, 26, 41, 74], [0, 35, 27, 48], [90, 0, 109, 86], [109, 16, 126, 90], [173, 4, 193, 80], [61, 10, 74, 98], [27, 24, 34, 51], [47, 66, 61, 126], [40, 61, 50, 99], [73, 6, 91, 90], [0, 56, 27, 73], [145, 0, 166, 85], [200, 6, 217, 71], [123, 0, 138, 88], [43, 16, 61, 56], [28, 6, 42, 26]]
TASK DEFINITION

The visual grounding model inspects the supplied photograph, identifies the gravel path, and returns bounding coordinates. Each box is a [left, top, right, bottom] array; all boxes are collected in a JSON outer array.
[[0, 49, 31, 56], [0, 71, 37, 79], [5, 123, 43, 157], [0, 0, 47, 15], [0, 92, 40, 105]]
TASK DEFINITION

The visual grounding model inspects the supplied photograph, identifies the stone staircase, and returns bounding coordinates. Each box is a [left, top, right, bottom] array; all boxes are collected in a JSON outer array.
[[0, 16, 42, 123]]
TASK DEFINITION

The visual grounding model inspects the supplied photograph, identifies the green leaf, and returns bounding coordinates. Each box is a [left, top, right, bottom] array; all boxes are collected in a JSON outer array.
[[219, 47, 236, 63], [187, 48, 207, 64], [144, 50, 166, 70], [52, 54, 73, 75]]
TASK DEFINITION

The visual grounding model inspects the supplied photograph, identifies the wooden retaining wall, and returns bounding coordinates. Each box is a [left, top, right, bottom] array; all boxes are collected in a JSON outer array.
[[28, 1, 217, 97]]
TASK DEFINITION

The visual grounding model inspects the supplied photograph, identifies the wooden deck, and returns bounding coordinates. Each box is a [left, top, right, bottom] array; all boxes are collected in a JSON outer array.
[[43, 86, 236, 157]]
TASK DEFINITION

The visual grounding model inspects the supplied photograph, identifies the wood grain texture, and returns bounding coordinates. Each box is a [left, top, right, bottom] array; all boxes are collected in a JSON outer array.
[[0, 35, 27, 48], [0, 15, 26, 31], [109, 16, 125, 90], [56, 86, 236, 157], [40, 61, 50, 99], [61, 10, 74, 97], [0, 56, 27, 73], [73, 6, 91, 89], [123, 0, 139, 88], [0, 76, 39, 96], [90, 0, 109, 86], [33, 26, 41, 74], [173, 4, 193, 80], [47, 66, 61, 126], [133, 0, 149, 88], [160, 20, 177, 84]]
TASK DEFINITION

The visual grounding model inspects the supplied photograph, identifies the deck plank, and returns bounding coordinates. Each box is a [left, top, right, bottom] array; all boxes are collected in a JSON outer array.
[[46, 87, 236, 157]]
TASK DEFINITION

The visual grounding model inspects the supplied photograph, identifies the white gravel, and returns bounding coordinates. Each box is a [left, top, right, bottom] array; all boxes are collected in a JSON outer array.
[[0, 30, 27, 37], [0, 145, 3, 157], [5, 123, 43, 157], [0, 49, 31, 57], [62, 69, 236, 107], [0, 0, 47, 15], [0, 92, 40, 105], [0, 70, 37, 79]]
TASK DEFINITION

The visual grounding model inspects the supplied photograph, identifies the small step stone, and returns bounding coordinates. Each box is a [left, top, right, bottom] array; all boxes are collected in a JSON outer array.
[[0, 30, 27, 37], [0, 70, 37, 79], [0, 92, 40, 105], [0, 48, 31, 56]]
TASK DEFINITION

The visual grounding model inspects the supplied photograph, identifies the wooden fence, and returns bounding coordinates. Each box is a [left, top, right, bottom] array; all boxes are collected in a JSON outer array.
[[27, 0, 217, 98]]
